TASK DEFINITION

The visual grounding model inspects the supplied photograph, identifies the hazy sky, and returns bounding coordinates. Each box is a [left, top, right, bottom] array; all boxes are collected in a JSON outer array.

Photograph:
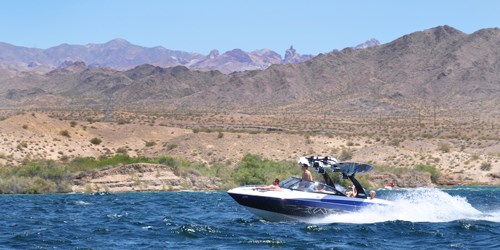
[[1, 0, 499, 55]]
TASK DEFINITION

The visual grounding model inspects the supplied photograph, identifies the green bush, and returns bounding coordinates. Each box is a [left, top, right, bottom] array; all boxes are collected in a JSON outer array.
[[0, 161, 71, 194], [90, 137, 102, 145], [414, 164, 441, 182], [232, 154, 296, 186]]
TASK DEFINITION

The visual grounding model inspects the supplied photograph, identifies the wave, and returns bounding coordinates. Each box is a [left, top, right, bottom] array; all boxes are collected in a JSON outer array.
[[309, 188, 500, 224]]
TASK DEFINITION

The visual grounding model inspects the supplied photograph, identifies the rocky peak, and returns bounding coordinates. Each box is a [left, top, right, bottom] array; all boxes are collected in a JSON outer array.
[[207, 49, 220, 59], [283, 46, 300, 64], [224, 49, 253, 63], [283, 46, 313, 64], [103, 38, 132, 50], [429, 25, 465, 42], [354, 38, 381, 49]]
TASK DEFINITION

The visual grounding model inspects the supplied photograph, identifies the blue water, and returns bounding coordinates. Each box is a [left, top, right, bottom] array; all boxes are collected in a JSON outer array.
[[0, 187, 498, 249]]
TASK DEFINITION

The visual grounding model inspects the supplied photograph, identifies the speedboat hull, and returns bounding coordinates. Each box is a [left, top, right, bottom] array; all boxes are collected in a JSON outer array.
[[228, 186, 390, 221]]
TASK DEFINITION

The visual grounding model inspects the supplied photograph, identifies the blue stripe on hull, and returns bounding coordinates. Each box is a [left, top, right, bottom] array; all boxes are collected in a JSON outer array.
[[228, 193, 368, 218]]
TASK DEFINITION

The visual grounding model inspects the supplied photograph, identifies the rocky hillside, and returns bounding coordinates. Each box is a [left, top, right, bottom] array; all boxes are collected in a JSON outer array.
[[0, 26, 498, 118], [71, 163, 220, 192]]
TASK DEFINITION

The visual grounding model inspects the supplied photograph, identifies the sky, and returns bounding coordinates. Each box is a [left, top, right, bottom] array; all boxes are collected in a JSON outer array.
[[1, 0, 499, 56]]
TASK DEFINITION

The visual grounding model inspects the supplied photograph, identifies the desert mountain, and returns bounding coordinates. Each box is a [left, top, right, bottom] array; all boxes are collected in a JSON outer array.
[[0, 38, 334, 74], [0, 26, 498, 118], [180, 26, 500, 117]]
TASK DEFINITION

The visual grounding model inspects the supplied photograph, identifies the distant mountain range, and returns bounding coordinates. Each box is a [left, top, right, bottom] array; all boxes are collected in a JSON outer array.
[[0, 39, 379, 74], [1, 25, 499, 118]]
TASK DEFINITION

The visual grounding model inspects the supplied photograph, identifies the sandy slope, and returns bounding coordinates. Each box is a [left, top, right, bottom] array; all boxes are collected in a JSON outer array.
[[0, 113, 499, 189]]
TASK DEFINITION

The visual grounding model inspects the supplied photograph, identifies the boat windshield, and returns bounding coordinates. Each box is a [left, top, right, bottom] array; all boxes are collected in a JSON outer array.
[[279, 177, 339, 194]]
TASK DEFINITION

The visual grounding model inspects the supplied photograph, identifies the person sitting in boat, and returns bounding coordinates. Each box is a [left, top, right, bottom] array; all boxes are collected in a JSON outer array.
[[254, 178, 281, 191], [369, 190, 376, 200], [346, 185, 358, 197]]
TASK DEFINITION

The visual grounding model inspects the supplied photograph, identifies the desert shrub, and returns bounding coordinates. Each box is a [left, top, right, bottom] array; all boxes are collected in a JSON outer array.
[[438, 143, 450, 153], [70, 155, 148, 172], [390, 138, 402, 147], [145, 141, 156, 147], [338, 149, 353, 161], [116, 147, 128, 154], [22, 124, 28, 129], [90, 137, 102, 145], [414, 164, 441, 182], [480, 162, 492, 171], [17, 141, 28, 150], [471, 154, 480, 161], [166, 144, 178, 151], [60, 130, 70, 138], [70, 121, 77, 127], [117, 118, 129, 125], [217, 131, 224, 139]]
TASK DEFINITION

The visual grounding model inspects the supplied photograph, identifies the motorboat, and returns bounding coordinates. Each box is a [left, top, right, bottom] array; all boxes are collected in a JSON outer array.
[[227, 156, 392, 221], [384, 183, 396, 190]]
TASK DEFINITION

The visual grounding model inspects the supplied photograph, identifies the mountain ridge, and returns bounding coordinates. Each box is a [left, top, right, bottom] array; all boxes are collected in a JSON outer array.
[[1, 38, 381, 74], [0, 26, 499, 118]]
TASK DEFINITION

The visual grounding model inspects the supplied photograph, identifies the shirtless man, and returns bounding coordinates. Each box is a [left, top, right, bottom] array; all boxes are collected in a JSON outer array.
[[301, 163, 313, 182]]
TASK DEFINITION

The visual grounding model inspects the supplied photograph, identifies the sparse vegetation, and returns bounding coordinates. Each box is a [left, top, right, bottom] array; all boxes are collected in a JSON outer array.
[[90, 137, 102, 145], [60, 130, 70, 138], [116, 147, 128, 154], [217, 131, 224, 139], [438, 143, 450, 153], [0, 109, 499, 192], [0, 161, 71, 194], [338, 149, 353, 161], [414, 164, 441, 183], [480, 162, 491, 171]]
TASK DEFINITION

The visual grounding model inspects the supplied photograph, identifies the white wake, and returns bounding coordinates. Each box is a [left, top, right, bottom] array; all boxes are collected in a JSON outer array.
[[308, 188, 500, 224]]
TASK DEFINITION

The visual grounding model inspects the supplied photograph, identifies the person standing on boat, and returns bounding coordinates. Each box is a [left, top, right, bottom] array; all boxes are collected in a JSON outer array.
[[301, 162, 313, 182]]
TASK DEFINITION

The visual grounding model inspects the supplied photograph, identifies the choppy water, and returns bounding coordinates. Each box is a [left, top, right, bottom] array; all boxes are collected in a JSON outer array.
[[0, 186, 498, 249]]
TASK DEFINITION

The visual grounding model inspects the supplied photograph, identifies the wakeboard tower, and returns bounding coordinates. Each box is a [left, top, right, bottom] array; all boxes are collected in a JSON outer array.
[[299, 156, 372, 198]]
